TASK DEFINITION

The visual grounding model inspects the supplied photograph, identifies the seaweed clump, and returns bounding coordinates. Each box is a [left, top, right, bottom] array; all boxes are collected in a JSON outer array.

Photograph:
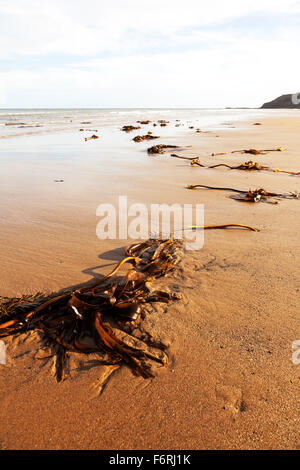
[[121, 125, 141, 132], [186, 184, 300, 204], [133, 135, 160, 142], [0, 238, 183, 383], [148, 145, 179, 155], [84, 134, 99, 141]]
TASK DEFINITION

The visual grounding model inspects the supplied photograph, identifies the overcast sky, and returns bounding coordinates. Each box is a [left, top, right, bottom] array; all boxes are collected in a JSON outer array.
[[0, 0, 300, 108]]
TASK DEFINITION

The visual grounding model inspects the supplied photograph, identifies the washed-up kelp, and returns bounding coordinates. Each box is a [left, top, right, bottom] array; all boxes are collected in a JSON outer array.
[[212, 147, 286, 156], [147, 145, 179, 154], [187, 184, 300, 204], [133, 135, 160, 142], [0, 239, 184, 382], [0, 228, 261, 385], [190, 160, 266, 170], [185, 224, 258, 232], [171, 154, 199, 161], [5, 122, 26, 126], [121, 125, 141, 132], [190, 160, 300, 175], [84, 134, 99, 141], [137, 120, 151, 125]]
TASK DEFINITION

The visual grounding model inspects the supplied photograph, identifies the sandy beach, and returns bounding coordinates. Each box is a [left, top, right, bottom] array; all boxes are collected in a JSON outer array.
[[0, 112, 299, 450]]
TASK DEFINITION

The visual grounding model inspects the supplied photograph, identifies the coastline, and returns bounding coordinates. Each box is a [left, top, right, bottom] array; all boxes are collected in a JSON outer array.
[[0, 113, 299, 450]]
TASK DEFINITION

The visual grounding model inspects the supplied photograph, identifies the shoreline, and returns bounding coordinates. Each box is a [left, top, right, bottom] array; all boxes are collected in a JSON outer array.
[[0, 113, 299, 450]]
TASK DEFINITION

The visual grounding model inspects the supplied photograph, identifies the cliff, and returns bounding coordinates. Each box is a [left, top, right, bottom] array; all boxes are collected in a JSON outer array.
[[261, 94, 300, 108]]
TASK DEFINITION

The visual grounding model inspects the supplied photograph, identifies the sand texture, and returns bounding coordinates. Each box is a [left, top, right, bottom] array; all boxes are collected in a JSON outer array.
[[0, 116, 299, 450]]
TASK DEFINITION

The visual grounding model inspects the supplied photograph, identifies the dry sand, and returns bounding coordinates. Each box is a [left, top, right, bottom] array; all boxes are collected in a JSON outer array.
[[0, 116, 299, 450]]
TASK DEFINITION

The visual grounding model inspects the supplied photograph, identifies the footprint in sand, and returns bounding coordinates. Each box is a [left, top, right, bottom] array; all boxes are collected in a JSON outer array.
[[216, 385, 247, 413]]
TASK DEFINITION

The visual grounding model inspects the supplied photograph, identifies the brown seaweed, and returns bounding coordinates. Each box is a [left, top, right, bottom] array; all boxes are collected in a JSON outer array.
[[0, 238, 183, 383], [190, 160, 300, 175], [185, 224, 258, 232], [171, 154, 199, 161], [5, 122, 26, 126], [133, 135, 160, 142], [84, 134, 99, 141], [186, 184, 300, 203], [137, 120, 151, 125], [121, 125, 141, 132], [212, 147, 286, 156], [147, 145, 179, 154]]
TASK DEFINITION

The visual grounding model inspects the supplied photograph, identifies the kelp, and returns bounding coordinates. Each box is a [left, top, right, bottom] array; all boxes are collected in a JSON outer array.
[[212, 147, 286, 156], [5, 122, 26, 126], [186, 184, 300, 204], [171, 153, 198, 161], [0, 238, 183, 382], [191, 160, 266, 170], [84, 134, 99, 141], [147, 144, 179, 154], [0, 228, 261, 386], [185, 224, 258, 232], [190, 159, 300, 175], [121, 125, 141, 132], [133, 135, 160, 142], [137, 120, 151, 125], [156, 120, 169, 127]]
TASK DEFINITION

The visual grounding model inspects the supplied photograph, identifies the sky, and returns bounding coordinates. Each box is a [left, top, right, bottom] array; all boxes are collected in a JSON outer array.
[[0, 0, 300, 108]]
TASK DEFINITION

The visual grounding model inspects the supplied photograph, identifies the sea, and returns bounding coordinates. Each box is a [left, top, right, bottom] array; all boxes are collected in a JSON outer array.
[[0, 107, 295, 139]]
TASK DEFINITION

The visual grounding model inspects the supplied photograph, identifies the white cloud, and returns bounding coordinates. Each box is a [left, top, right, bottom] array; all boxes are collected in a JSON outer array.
[[1, 0, 300, 57], [1, 0, 300, 107]]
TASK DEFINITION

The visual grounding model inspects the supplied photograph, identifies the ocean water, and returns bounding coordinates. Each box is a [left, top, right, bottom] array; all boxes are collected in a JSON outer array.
[[0, 107, 295, 139]]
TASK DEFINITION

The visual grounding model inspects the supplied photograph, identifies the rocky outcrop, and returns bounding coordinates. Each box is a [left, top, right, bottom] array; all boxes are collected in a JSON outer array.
[[261, 94, 300, 108]]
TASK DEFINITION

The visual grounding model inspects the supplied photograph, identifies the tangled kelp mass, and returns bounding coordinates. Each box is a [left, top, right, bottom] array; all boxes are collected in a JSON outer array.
[[0, 227, 260, 387], [187, 184, 300, 204], [0, 238, 183, 383], [147, 144, 179, 154]]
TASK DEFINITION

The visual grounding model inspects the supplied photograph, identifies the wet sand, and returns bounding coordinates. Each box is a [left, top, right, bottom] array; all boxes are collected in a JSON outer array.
[[0, 116, 299, 450]]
